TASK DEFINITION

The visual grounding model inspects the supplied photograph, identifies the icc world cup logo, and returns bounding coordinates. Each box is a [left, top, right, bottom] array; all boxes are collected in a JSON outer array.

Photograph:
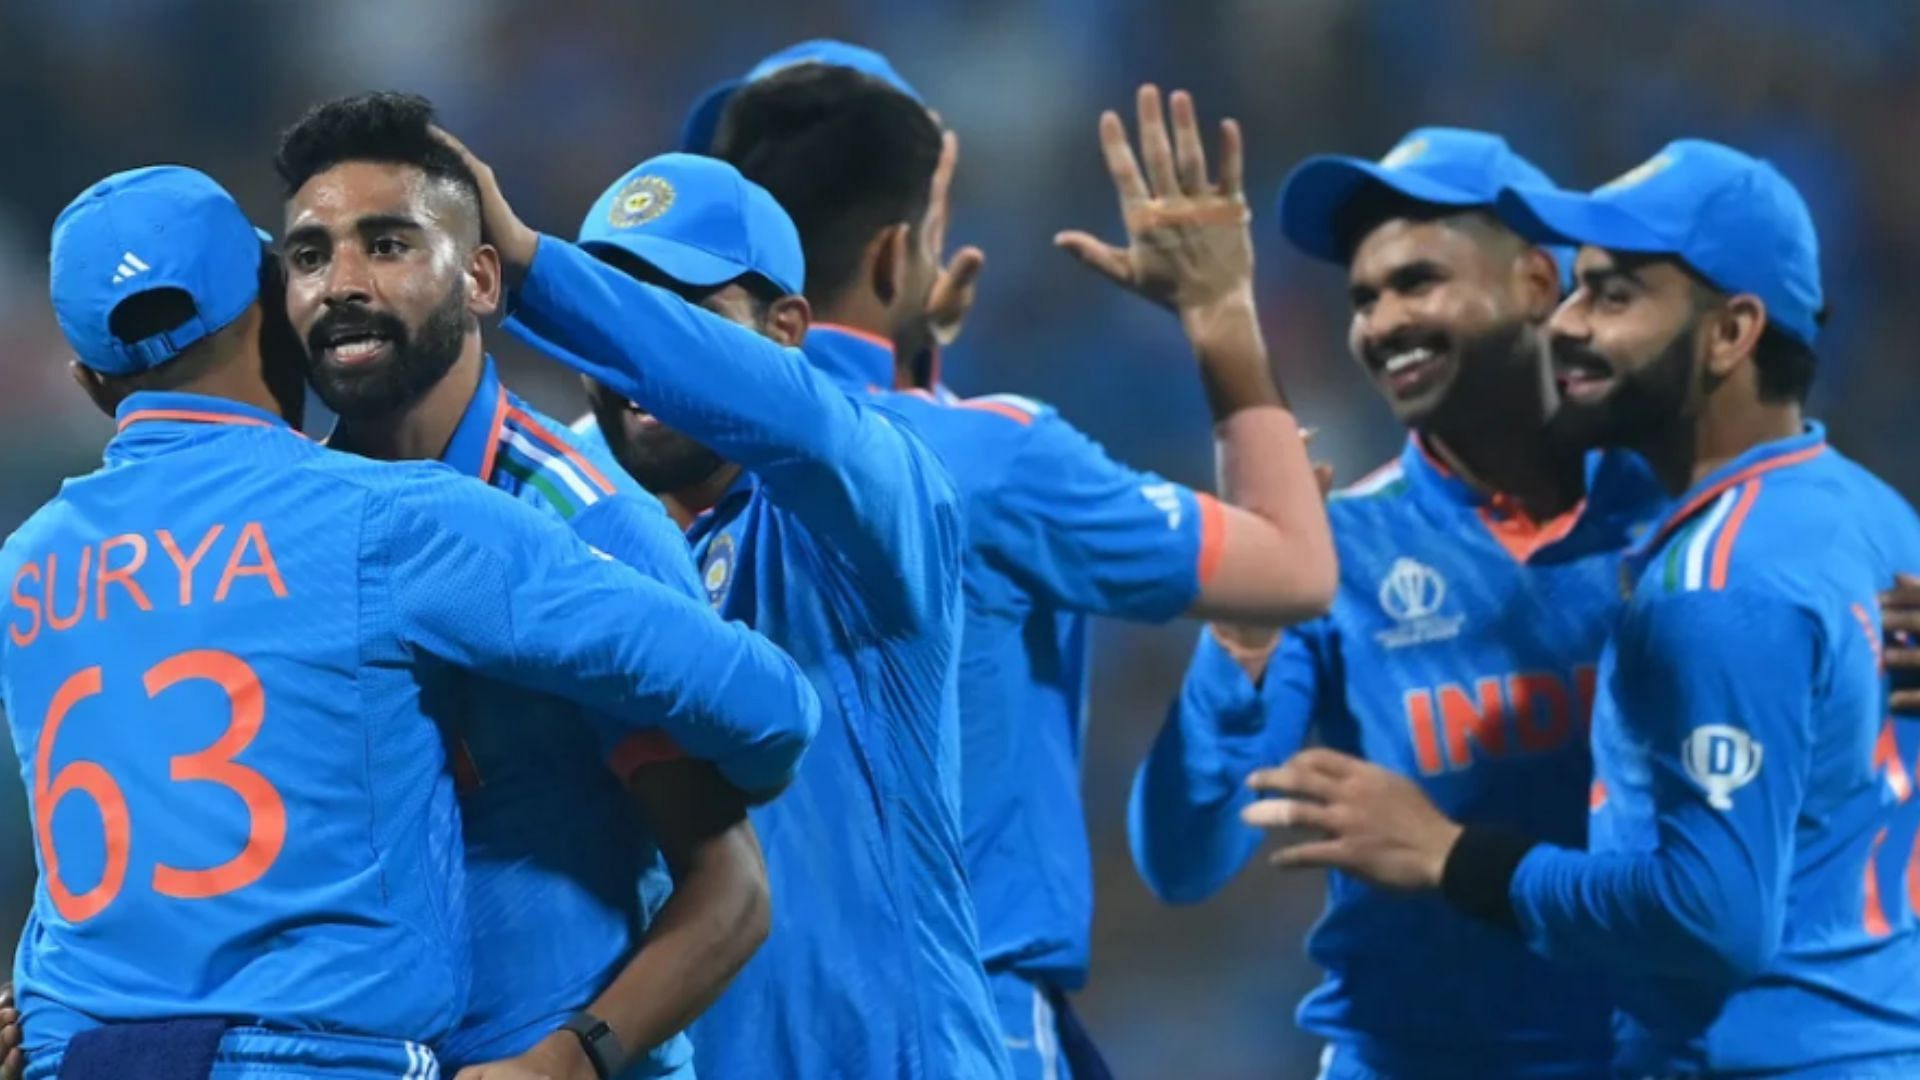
[[1378, 558, 1446, 622], [1681, 725, 1764, 810]]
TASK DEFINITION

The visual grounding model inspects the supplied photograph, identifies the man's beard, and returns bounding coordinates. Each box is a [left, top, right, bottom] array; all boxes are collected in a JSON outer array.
[[304, 285, 467, 421], [1381, 314, 1535, 431], [598, 407, 728, 495], [621, 431, 728, 494], [1547, 319, 1697, 455]]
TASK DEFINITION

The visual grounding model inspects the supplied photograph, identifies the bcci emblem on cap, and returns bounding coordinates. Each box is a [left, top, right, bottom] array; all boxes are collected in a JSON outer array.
[[609, 175, 675, 229], [1682, 724, 1763, 810], [1374, 557, 1464, 649]]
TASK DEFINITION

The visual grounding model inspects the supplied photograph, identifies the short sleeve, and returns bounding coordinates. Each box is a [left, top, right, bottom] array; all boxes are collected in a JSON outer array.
[[974, 411, 1218, 622]]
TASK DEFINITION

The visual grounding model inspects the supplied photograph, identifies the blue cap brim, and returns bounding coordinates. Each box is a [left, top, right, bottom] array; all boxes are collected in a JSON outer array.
[[1494, 187, 1671, 254], [680, 78, 743, 153], [583, 235, 755, 291], [1277, 155, 1491, 263]]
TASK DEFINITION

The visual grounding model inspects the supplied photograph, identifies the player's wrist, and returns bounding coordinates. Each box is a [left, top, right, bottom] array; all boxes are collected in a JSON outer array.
[[1439, 824, 1536, 932], [516, 1029, 599, 1080], [496, 229, 541, 288], [1178, 284, 1258, 346], [1207, 623, 1282, 685], [1183, 288, 1283, 419], [556, 1011, 625, 1080]]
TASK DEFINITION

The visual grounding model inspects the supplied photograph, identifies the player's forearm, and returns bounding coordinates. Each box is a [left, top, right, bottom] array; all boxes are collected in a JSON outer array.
[[509, 236, 956, 626], [1183, 288, 1284, 418], [1128, 720, 1262, 905], [1188, 403, 1337, 623], [637, 614, 821, 799], [1175, 293, 1338, 623], [585, 819, 770, 1067], [528, 579, 821, 798], [1446, 832, 1776, 988], [1128, 638, 1296, 903], [507, 236, 859, 470], [391, 486, 815, 796]]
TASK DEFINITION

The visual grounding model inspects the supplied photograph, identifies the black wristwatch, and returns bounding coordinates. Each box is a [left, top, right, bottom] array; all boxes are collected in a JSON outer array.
[[561, 1011, 624, 1080]]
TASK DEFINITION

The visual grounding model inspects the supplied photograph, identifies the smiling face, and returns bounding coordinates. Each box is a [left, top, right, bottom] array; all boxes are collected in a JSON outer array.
[[1545, 247, 1706, 452], [281, 161, 494, 421], [1344, 212, 1548, 430]]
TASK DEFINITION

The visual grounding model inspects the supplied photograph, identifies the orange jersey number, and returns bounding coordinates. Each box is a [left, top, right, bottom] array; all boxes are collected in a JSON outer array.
[[34, 650, 284, 922]]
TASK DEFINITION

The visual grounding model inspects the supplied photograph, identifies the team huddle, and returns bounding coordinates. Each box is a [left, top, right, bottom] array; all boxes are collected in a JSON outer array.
[[1, 35, 1917, 1080]]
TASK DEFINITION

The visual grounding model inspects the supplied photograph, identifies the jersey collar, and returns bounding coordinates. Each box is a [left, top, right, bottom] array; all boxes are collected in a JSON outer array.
[[326, 354, 508, 482], [685, 469, 759, 546], [1627, 421, 1828, 569], [804, 324, 897, 393], [437, 354, 510, 480], [108, 391, 297, 464], [1399, 433, 1665, 564]]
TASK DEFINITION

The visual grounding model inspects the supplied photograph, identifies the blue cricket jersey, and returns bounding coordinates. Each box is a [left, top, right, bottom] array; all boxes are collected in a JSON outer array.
[[805, 326, 1221, 990], [1130, 435, 1665, 1078], [331, 356, 705, 1078], [504, 238, 1009, 1079], [0, 393, 818, 1068], [1511, 424, 1920, 1077]]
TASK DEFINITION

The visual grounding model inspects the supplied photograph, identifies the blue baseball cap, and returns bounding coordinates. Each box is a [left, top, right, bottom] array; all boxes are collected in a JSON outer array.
[[1278, 127, 1571, 279], [1494, 139, 1823, 345], [50, 165, 268, 375], [679, 39, 922, 153], [578, 152, 804, 298]]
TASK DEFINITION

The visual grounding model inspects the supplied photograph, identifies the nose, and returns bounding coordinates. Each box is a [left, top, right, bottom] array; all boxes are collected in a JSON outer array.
[[1547, 290, 1591, 343], [322, 244, 374, 308]]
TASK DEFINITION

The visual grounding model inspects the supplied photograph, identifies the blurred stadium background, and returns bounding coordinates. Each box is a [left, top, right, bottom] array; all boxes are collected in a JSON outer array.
[[2, 1, 1916, 1075]]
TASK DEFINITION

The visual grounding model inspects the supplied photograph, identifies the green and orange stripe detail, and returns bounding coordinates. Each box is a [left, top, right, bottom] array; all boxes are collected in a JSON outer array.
[[493, 405, 616, 519]]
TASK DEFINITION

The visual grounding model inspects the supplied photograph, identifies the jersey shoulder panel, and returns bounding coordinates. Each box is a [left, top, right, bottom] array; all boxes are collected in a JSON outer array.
[[1646, 452, 1902, 606], [867, 388, 1049, 497], [1329, 456, 1413, 507]]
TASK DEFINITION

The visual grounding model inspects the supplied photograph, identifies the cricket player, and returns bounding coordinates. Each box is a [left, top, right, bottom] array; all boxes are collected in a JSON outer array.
[[2, 166, 818, 1078], [436, 126, 1004, 1078], [1128, 128, 1667, 1079], [706, 65, 1338, 1077], [1253, 140, 1920, 1077], [270, 93, 769, 1080], [679, 39, 982, 403]]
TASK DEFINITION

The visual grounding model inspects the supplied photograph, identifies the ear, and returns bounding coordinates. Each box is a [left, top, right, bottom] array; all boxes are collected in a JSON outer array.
[[1514, 247, 1563, 323], [766, 295, 812, 348], [70, 360, 120, 419], [1705, 293, 1767, 380], [467, 242, 503, 318], [867, 223, 912, 307]]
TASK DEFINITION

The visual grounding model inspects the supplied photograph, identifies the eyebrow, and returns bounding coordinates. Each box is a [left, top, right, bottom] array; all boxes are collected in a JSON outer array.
[[351, 213, 426, 236], [1579, 263, 1642, 291], [283, 213, 425, 246], [1348, 259, 1445, 304]]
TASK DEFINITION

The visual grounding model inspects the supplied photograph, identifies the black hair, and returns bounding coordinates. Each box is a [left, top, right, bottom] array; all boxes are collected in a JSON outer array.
[[712, 64, 941, 308], [104, 289, 220, 390], [1751, 317, 1821, 404], [107, 288, 196, 345], [273, 91, 480, 211], [1687, 276, 1822, 404]]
